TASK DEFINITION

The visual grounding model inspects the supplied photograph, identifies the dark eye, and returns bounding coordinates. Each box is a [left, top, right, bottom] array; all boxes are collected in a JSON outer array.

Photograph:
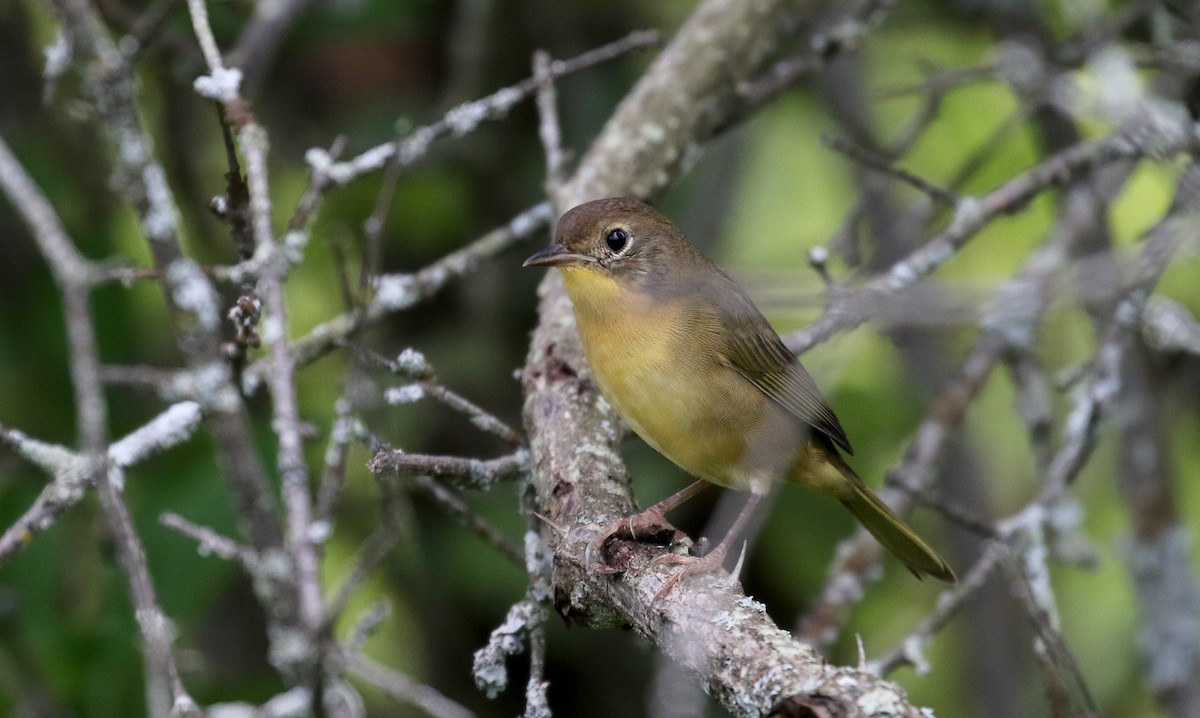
[[605, 228, 629, 254]]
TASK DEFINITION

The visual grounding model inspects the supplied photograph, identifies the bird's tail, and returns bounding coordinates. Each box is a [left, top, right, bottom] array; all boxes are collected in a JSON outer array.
[[837, 467, 956, 583]]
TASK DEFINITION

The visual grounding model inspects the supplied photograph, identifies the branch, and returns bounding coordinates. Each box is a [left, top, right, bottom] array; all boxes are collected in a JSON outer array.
[[49, 0, 288, 585], [0, 69, 195, 713], [369, 450, 528, 490], [784, 125, 1199, 356], [240, 202, 555, 395], [184, 0, 328, 693], [346, 652, 475, 718], [318, 30, 661, 188], [1142, 297, 1200, 356], [797, 205, 1085, 648], [364, 346, 523, 446]]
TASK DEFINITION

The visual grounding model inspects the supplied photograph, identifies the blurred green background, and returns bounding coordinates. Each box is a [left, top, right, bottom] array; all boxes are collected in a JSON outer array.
[[1, 0, 1199, 716]]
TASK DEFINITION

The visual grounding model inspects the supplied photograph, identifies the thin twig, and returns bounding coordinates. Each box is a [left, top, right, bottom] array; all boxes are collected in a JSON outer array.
[[520, 474, 552, 718], [320, 30, 661, 188], [52, 0, 288, 597], [1003, 543, 1100, 717], [345, 652, 476, 718], [868, 541, 1008, 675], [729, 0, 902, 124], [534, 49, 569, 194], [241, 202, 556, 395], [183, 0, 322, 690], [161, 512, 256, 566], [315, 393, 374, 528], [370, 450, 528, 491], [359, 121, 410, 294], [0, 428, 91, 565], [411, 475, 524, 565], [358, 346, 523, 447], [323, 518, 406, 631], [226, 0, 316, 94], [822, 135, 959, 206], [0, 95, 194, 712], [796, 153, 1142, 649], [785, 126, 1200, 356]]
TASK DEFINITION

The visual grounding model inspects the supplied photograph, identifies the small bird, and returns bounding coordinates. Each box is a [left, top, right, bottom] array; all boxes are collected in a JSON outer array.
[[524, 197, 955, 587]]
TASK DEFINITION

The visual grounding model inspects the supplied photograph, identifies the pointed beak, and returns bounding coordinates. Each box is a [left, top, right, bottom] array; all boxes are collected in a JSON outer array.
[[522, 243, 588, 268]]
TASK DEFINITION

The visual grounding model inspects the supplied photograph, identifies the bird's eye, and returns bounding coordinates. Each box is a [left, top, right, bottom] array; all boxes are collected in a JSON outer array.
[[605, 228, 629, 254]]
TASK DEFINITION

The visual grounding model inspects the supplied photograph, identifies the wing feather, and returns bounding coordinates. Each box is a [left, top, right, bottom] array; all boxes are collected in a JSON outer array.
[[690, 268, 853, 454]]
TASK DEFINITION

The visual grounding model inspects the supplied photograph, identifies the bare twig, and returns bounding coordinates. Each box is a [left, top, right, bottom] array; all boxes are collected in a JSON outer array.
[[369, 450, 528, 491], [519, 476, 553, 718], [226, 0, 315, 94], [410, 475, 524, 565], [729, 0, 902, 124], [184, 0, 328, 694], [51, 0, 288, 600], [345, 652, 475, 718], [1043, 174, 1199, 501], [534, 49, 569, 194], [822, 135, 959, 206], [0, 401, 201, 566], [361, 346, 523, 447], [323, 520, 405, 632], [161, 512, 256, 566], [868, 542, 1008, 675], [472, 599, 545, 700], [359, 122, 411, 294], [798, 215, 1082, 649], [0, 99, 194, 713], [241, 202, 556, 395], [0, 428, 90, 564], [1003, 539, 1100, 717], [785, 126, 1200, 356], [315, 393, 373, 527], [319, 30, 661, 188]]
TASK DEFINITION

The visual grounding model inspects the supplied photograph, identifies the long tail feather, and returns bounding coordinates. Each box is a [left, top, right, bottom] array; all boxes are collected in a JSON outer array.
[[839, 477, 956, 583]]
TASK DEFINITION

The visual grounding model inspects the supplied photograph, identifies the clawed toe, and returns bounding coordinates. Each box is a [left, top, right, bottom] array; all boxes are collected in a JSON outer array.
[[651, 540, 751, 604], [651, 550, 728, 604], [587, 510, 686, 575]]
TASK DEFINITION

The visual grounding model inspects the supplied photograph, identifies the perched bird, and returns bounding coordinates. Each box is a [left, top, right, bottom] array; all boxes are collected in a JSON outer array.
[[524, 197, 955, 588]]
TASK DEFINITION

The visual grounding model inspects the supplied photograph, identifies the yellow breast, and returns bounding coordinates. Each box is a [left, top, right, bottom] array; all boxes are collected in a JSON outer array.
[[561, 267, 771, 491]]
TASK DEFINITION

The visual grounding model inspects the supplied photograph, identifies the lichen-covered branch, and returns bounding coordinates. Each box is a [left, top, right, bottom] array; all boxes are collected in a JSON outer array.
[[240, 201, 556, 395], [0, 86, 196, 714], [49, 0, 288, 584]]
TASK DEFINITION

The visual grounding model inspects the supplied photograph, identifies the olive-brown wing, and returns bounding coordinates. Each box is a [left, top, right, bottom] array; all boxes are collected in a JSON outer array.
[[696, 271, 853, 454]]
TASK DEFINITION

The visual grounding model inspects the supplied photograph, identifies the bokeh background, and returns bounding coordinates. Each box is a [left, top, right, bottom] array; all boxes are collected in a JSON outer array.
[[2, 0, 1200, 716]]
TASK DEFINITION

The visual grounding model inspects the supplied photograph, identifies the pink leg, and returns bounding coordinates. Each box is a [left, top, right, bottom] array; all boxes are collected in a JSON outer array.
[[627, 480, 711, 540], [652, 491, 764, 603]]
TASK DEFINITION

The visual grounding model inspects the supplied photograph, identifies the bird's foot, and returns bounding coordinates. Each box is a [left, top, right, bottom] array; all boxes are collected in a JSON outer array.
[[650, 540, 748, 605], [587, 506, 688, 575]]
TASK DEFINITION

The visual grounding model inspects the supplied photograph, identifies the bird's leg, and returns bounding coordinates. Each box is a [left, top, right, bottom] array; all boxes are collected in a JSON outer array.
[[589, 480, 711, 573], [627, 479, 711, 539], [652, 491, 764, 604]]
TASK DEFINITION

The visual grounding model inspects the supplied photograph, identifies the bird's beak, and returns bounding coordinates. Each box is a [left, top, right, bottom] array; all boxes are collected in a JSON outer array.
[[522, 243, 589, 268]]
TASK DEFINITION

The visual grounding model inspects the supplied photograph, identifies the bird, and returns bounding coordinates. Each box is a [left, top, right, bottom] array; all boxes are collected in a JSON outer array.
[[524, 197, 955, 592]]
